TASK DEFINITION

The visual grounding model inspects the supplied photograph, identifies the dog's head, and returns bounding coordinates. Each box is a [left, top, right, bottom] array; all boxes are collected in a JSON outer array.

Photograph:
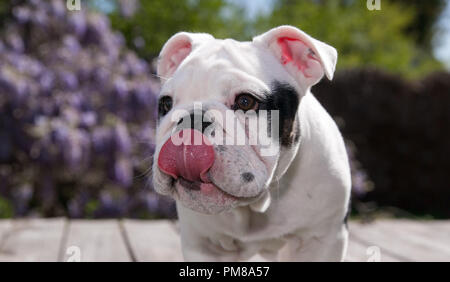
[[152, 26, 337, 214]]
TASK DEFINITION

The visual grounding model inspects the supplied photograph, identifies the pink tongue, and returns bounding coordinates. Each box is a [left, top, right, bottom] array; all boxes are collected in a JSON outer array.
[[157, 129, 215, 183]]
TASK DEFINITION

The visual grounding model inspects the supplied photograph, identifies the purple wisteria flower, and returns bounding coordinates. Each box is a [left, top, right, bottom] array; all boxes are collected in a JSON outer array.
[[0, 0, 174, 218]]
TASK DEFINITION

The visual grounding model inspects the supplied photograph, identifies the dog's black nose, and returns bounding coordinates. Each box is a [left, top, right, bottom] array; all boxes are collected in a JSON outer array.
[[177, 112, 212, 134]]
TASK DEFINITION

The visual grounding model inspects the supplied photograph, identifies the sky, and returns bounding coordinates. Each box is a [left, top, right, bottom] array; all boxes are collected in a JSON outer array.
[[229, 0, 275, 17], [434, 0, 450, 69]]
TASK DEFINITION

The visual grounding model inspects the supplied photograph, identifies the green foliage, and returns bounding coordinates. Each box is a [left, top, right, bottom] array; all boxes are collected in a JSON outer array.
[[84, 200, 100, 219], [110, 0, 443, 77], [0, 196, 13, 218], [254, 0, 443, 77], [0, 0, 11, 26], [390, 0, 447, 49], [0, 1, 445, 77], [110, 0, 249, 59]]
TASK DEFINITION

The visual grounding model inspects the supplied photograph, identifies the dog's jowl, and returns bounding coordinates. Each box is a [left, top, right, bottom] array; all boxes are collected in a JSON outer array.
[[152, 25, 351, 261]]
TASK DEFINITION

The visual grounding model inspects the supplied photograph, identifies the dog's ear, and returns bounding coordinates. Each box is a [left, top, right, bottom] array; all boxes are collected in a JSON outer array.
[[253, 25, 337, 89], [157, 32, 214, 80]]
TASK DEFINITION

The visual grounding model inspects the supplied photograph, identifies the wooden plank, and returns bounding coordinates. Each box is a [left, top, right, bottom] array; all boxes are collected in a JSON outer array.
[[0, 219, 11, 234], [387, 220, 450, 247], [0, 219, 12, 250], [346, 233, 401, 262], [0, 218, 65, 262], [346, 237, 370, 262], [63, 220, 131, 262], [122, 219, 183, 261], [349, 219, 450, 262], [1, 218, 449, 262]]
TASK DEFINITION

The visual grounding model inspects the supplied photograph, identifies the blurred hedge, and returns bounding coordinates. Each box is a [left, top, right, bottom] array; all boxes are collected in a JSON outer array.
[[313, 69, 450, 218]]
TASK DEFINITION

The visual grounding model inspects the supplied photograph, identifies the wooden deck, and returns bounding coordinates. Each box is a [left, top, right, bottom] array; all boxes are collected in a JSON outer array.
[[0, 218, 449, 262]]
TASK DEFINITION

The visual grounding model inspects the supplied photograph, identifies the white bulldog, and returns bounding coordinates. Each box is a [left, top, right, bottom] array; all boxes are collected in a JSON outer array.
[[152, 25, 351, 261]]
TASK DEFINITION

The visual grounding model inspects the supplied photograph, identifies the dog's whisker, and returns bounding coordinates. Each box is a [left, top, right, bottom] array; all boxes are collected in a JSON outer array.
[[134, 166, 153, 180]]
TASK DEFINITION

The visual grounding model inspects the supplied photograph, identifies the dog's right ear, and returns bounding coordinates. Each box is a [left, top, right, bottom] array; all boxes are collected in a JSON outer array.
[[157, 32, 214, 80], [253, 25, 337, 90]]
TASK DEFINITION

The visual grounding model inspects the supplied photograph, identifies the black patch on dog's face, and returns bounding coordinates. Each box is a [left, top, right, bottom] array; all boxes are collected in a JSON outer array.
[[258, 81, 300, 147]]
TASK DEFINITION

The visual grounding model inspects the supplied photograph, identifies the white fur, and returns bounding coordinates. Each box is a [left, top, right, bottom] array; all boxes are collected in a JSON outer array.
[[153, 26, 351, 261]]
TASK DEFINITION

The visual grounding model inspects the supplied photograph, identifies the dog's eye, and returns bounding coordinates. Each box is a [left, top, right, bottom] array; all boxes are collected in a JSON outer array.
[[234, 94, 258, 111], [158, 96, 173, 117]]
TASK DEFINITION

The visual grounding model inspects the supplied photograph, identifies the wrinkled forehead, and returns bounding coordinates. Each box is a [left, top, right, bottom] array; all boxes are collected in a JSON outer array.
[[160, 39, 285, 104]]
